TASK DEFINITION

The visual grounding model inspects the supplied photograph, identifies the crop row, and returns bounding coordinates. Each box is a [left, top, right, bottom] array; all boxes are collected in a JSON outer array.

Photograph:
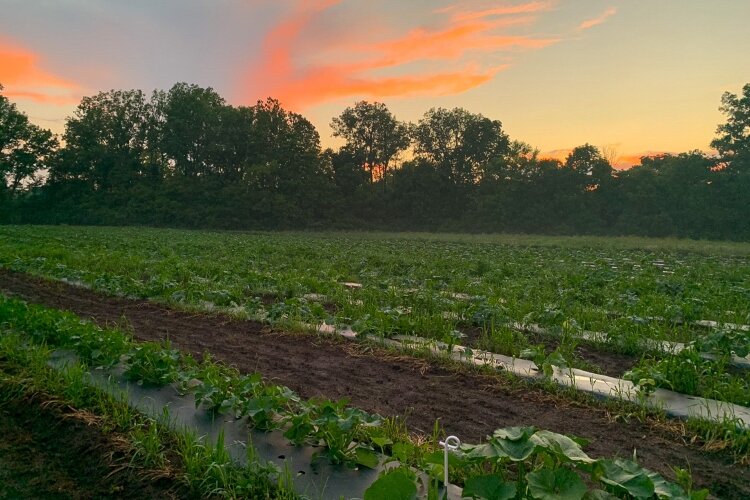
[[0, 294, 708, 499], [1, 226, 748, 339], [0, 227, 747, 415], [0, 319, 291, 497]]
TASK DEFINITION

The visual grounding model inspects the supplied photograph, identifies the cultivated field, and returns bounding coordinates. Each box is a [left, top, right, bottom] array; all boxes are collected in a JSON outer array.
[[1, 225, 749, 498]]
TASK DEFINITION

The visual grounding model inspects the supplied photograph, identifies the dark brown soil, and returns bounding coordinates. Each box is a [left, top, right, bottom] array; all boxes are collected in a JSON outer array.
[[0, 385, 181, 499], [0, 269, 747, 498], [573, 343, 640, 377]]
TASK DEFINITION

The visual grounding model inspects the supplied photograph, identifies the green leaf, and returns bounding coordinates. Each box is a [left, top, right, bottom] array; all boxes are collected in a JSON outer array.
[[583, 490, 619, 500], [355, 447, 380, 469], [527, 468, 587, 500], [487, 429, 538, 462], [372, 436, 393, 449], [462, 475, 516, 500], [530, 431, 595, 464], [647, 470, 690, 499], [493, 426, 536, 441], [426, 463, 444, 482], [392, 442, 416, 462], [364, 470, 417, 500], [463, 443, 497, 460], [520, 347, 542, 360], [546, 351, 569, 368], [493, 437, 536, 462], [424, 450, 464, 468], [569, 435, 590, 448], [690, 489, 710, 500], [597, 459, 654, 499]]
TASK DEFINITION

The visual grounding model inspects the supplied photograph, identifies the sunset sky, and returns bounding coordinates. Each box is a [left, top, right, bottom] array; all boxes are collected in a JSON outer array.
[[1, 0, 749, 168]]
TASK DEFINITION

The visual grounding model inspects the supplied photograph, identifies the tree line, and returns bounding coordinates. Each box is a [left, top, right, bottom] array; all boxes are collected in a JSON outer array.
[[1, 82, 749, 240]]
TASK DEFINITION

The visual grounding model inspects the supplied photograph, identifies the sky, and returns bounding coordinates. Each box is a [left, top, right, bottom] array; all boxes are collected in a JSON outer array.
[[1, 0, 749, 168]]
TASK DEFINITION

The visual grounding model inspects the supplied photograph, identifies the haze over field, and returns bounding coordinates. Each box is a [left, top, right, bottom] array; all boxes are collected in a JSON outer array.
[[2, 0, 749, 168]]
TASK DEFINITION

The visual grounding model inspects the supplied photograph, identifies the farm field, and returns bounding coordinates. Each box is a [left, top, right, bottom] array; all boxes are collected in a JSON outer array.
[[0, 293, 727, 499], [1, 225, 749, 497], [1, 226, 749, 397]]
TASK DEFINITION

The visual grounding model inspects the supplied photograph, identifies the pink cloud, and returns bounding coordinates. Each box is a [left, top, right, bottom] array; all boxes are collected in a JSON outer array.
[[0, 38, 82, 105], [239, 1, 558, 110]]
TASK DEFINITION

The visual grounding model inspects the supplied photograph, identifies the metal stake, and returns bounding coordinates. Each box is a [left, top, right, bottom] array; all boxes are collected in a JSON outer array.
[[439, 435, 461, 488]]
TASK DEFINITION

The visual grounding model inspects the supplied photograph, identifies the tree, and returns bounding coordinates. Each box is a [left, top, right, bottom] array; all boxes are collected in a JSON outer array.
[[55, 89, 156, 191], [156, 83, 226, 178], [239, 98, 332, 226], [331, 101, 410, 184], [0, 84, 57, 196], [711, 83, 750, 170], [6, 80, 749, 240], [564, 144, 613, 189], [412, 107, 509, 186], [482, 140, 540, 183], [614, 153, 718, 238]]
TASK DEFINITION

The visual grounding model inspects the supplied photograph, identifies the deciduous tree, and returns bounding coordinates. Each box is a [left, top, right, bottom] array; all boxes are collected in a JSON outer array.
[[331, 101, 410, 184], [0, 84, 57, 196], [412, 107, 509, 186], [711, 83, 750, 171]]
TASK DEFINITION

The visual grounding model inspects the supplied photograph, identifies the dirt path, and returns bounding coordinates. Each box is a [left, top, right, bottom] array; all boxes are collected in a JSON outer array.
[[0, 269, 747, 497]]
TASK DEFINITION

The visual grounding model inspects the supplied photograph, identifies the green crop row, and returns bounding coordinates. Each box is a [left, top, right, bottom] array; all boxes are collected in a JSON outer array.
[[0, 296, 391, 471], [0, 226, 747, 400], [0, 294, 710, 499], [0, 331, 293, 498], [2, 226, 749, 338]]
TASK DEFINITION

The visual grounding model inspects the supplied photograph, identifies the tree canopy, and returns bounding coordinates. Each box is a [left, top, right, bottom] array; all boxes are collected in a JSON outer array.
[[412, 107, 509, 186], [1, 82, 748, 241], [711, 83, 750, 170], [1, 85, 57, 198], [331, 101, 410, 183]]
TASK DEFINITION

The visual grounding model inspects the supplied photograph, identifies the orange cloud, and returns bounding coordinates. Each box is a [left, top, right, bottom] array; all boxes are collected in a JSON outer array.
[[0, 39, 81, 105], [541, 149, 670, 171], [615, 154, 646, 168], [438, 1, 556, 22], [0, 89, 79, 106], [578, 7, 617, 31], [371, 21, 558, 66], [615, 152, 673, 169], [540, 148, 572, 163], [240, 1, 558, 109], [271, 64, 509, 110]]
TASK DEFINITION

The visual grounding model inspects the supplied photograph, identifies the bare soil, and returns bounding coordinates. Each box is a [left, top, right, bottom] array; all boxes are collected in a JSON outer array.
[[0, 384, 181, 499], [0, 269, 747, 498]]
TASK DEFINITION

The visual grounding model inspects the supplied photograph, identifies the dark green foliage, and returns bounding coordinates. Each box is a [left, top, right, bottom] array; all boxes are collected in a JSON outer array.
[[2, 82, 749, 240], [624, 348, 750, 406], [711, 83, 750, 169], [331, 101, 410, 185], [123, 343, 181, 386], [0, 84, 57, 200], [364, 469, 418, 500]]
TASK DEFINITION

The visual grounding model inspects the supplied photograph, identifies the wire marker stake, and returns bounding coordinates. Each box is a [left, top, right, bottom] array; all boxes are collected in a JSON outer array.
[[439, 435, 461, 488]]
